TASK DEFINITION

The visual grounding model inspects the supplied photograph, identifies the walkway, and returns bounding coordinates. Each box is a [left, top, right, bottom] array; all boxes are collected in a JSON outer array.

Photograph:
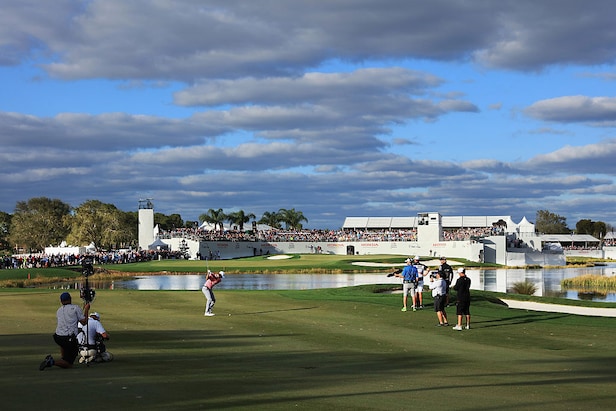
[[500, 299, 616, 317]]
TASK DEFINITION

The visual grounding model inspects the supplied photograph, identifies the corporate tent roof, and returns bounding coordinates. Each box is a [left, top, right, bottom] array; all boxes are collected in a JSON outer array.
[[148, 238, 169, 250], [342, 215, 516, 230], [539, 234, 600, 243]]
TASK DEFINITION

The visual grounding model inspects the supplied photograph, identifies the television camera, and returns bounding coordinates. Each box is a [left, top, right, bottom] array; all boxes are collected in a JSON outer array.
[[80, 256, 96, 303]]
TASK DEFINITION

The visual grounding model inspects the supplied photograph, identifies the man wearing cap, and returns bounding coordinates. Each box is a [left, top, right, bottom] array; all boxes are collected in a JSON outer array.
[[78, 312, 111, 361], [438, 256, 454, 305], [202, 270, 224, 316], [40, 291, 90, 370], [452, 268, 472, 330], [394, 258, 419, 312], [412, 256, 428, 309], [428, 271, 449, 326]]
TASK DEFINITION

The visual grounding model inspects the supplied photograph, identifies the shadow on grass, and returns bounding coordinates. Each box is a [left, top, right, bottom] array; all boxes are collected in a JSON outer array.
[[473, 312, 571, 328], [5, 327, 616, 410], [230, 306, 319, 316]]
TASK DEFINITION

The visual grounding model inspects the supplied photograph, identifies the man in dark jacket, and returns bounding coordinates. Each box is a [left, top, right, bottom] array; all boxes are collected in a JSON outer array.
[[438, 256, 454, 305], [452, 268, 471, 330]]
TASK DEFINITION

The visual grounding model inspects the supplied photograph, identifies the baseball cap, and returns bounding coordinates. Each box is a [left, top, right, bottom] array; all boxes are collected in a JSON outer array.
[[457, 267, 465, 273], [90, 312, 100, 319], [405, 258, 411, 263], [414, 255, 420, 260], [60, 292, 71, 302], [219, 271, 225, 278], [439, 256, 446, 260]]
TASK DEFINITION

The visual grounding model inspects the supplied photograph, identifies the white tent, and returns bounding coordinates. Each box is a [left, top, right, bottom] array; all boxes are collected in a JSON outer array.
[[148, 238, 169, 250], [516, 216, 535, 235], [198, 221, 226, 231]]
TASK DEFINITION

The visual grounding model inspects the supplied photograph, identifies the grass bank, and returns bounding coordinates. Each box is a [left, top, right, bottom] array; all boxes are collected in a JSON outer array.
[[2, 286, 616, 410]]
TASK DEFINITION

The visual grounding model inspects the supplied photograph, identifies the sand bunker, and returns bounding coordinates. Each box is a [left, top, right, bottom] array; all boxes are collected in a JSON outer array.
[[267, 255, 293, 260]]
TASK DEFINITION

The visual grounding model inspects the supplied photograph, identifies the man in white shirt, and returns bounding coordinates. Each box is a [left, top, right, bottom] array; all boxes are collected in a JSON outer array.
[[78, 312, 112, 363], [428, 272, 449, 327]]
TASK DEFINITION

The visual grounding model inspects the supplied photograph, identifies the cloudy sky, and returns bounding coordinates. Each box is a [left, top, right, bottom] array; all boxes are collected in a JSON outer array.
[[2, 0, 616, 230]]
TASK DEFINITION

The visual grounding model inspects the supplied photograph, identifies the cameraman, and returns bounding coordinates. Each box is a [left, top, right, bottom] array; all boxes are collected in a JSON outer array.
[[438, 256, 454, 306], [40, 292, 90, 370], [429, 272, 449, 327], [394, 258, 419, 312]]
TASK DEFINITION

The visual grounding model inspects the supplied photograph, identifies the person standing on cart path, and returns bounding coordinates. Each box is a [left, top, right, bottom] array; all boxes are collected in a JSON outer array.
[[452, 267, 472, 330], [412, 256, 428, 309], [394, 258, 419, 312], [202, 270, 224, 316]]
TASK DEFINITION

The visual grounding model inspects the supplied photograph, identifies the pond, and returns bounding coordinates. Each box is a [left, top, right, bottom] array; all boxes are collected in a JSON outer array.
[[51, 264, 616, 302]]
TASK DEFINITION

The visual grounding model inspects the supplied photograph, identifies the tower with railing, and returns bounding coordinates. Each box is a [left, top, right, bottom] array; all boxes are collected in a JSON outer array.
[[138, 199, 154, 251]]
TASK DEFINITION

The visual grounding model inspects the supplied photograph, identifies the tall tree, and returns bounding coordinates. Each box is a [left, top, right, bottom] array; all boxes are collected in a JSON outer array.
[[278, 208, 308, 230], [535, 209, 570, 234], [154, 213, 184, 231], [67, 200, 136, 249], [0, 211, 12, 252], [258, 211, 282, 229], [227, 210, 256, 231], [576, 219, 607, 239], [199, 208, 227, 232], [9, 197, 72, 252]]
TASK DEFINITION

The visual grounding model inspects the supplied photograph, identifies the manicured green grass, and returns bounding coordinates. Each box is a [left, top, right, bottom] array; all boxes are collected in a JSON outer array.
[[2, 286, 616, 410]]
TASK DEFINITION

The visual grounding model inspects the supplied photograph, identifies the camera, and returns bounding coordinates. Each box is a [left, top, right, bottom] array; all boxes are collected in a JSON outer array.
[[80, 288, 96, 303], [80, 256, 96, 302], [82, 256, 94, 277]]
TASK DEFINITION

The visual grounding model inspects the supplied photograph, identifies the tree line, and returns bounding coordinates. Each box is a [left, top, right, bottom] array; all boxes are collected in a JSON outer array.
[[1, 198, 612, 255], [0, 197, 308, 254], [535, 209, 612, 237]]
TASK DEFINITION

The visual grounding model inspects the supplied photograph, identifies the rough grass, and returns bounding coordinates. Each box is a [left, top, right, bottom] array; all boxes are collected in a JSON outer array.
[[562, 274, 616, 290], [2, 286, 616, 410]]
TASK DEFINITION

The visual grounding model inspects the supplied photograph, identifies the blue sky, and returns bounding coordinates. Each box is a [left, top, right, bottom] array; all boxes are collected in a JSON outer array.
[[2, 0, 616, 230]]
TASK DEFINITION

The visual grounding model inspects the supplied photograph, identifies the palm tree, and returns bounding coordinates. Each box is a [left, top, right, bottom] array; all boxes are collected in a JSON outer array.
[[199, 208, 227, 232], [278, 208, 308, 230], [227, 210, 256, 231], [258, 211, 283, 229]]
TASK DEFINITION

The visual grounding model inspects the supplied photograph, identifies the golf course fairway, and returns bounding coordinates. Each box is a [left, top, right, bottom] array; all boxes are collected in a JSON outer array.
[[2, 283, 616, 410]]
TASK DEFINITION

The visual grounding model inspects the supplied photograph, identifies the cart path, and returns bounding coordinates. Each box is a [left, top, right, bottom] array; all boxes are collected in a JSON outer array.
[[500, 299, 616, 317]]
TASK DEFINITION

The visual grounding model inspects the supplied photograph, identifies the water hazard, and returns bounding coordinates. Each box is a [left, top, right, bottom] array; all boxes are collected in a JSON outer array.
[[51, 264, 616, 302]]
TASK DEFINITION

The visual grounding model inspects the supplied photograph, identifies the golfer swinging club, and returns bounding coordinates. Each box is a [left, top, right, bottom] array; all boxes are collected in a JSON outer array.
[[202, 270, 224, 316]]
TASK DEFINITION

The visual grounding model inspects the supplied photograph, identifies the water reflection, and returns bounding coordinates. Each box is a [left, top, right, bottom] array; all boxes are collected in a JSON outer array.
[[50, 264, 616, 302]]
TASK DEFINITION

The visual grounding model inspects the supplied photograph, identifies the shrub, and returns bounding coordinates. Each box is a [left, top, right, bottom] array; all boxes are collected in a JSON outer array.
[[510, 281, 538, 295]]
